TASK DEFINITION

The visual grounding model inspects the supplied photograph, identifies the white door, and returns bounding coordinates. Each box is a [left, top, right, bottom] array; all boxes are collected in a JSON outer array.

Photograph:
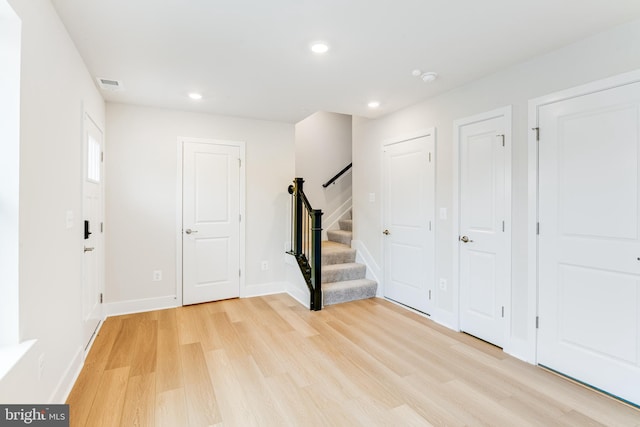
[[383, 133, 435, 314], [82, 114, 104, 349], [457, 108, 511, 348], [182, 142, 241, 305], [538, 82, 640, 405]]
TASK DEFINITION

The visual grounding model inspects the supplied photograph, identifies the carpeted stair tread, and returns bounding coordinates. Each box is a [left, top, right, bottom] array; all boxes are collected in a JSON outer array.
[[327, 229, 352, 245], [321, 241, 356, 265], [339, 219, 352, 231], [322, 262, 366, 283], [323, 279, 377, 306]]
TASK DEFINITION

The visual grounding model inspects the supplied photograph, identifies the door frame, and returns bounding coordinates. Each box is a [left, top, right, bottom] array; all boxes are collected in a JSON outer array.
[[176, 137, 246, 306], [81, 110, 105, 351], [380, 128, 436, 311], [527, 69, 640, 363], [452, 106, 512, 346]]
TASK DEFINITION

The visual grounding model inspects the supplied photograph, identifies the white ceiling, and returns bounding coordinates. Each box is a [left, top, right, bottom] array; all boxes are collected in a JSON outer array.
[[50, 0, 640, 123]]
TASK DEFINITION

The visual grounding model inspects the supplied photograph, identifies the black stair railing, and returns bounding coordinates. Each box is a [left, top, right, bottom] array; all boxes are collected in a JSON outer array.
[[322, 163, 352, 188], [287, 178, 323, 310]]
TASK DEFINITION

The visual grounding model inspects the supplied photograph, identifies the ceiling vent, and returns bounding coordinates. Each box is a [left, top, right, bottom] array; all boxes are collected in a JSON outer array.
[[96, 77, 124, 92]]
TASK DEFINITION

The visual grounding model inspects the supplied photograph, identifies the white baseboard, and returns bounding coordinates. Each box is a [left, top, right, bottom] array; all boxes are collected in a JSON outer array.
[[51, 346, 84, 403], [104, 295, 179, 317], [352, 239, 382, 296], [242, 281, 286, 298], [286, 283, 310, 309]]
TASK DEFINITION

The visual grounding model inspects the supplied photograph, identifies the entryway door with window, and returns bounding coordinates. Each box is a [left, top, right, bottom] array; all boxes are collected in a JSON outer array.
[[181, 140, 243, 305], [536, 77, 640, 405], [82, 113, 104, 350], [455, 107, 512, 348], [382, 132, 436, 314]]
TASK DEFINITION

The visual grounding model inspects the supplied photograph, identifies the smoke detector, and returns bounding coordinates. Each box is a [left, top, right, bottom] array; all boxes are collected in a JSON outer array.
[[96, 77, 124, 92]]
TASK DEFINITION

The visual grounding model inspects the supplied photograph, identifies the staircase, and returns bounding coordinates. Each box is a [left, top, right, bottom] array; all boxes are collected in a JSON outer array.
[[322, 215, 377, 306]]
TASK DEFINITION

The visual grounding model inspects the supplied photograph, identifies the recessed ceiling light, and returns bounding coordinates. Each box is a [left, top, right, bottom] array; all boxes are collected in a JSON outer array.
[[368, 101, 380, 109], [421, 72, 438, 83], [310, 42, 329, 54], [188, 93, 203, 100]]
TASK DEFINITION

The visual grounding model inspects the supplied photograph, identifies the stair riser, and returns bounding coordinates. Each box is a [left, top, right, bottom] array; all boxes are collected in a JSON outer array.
[[322, 264, 366, 284], [323, 281, 377, 306], [327, 230, 352, 245], [322, 250, 356, 265], [339, 219, 352, 232]]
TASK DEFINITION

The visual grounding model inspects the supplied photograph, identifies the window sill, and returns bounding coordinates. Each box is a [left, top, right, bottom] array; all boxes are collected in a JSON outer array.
[[0, 340, 36, 381]]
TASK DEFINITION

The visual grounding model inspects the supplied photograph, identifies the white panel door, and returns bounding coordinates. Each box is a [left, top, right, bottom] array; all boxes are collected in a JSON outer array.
[[183, 142, 240, 305], [383, 134, 435, 314], [538, 82, 640, 405], [82, 114, 104, 350], [458, 112, 510, 348]]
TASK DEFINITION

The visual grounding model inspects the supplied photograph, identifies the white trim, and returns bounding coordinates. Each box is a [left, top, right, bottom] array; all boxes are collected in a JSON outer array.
[[321, 196, 352, 240], [0, 340, 35, 383], [176, 137, 246, 306], [104, 295, 179, 317], [527, 68, 640, 364], [242, 282, 287, 298], [286, 283, 311, 309], [352, 239, 382, 296], [51, 346, 83, 403], [452, 106, 513, 347]]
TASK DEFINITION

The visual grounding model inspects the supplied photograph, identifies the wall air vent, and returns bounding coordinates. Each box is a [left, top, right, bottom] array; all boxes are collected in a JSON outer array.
[[96, 77, 124, 92]]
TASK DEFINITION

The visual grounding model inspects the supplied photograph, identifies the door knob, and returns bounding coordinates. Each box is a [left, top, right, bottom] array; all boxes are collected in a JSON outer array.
[[185, 229, 198, 234], [383, 229, 390, 235], [84, 246, 94, 252], [459, 235, 474, 243]]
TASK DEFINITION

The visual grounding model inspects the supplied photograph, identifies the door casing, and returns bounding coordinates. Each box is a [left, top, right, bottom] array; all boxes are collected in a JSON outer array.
[[176, 137, 246, 305]]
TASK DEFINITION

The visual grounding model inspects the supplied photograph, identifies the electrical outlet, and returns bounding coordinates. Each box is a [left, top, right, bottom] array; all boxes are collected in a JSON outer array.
[[439, 278, 447, 291], [261, 261, 269, 271], [38, 354, 45, 380], [153, 270, 162, 281]]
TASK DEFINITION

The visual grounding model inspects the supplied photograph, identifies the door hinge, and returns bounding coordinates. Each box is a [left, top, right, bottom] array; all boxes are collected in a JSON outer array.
[[429, 221, 432, 231], [536, 316, 539, 329], [239, 214, 242, 222], [498, 134, 505, 147], [536, 222, 540, 235], [428, 289, 432, 300], [501, 306, 505, 318], [428, 152, 432, 162], [100, 293, 103, 304], [239, 269, 242, 277], [238, 158, 241, 167], [100, 222, 104, 233], [101, 152, 104, 162], [502, 221, 505, 232], [532, 127, 540, 141]]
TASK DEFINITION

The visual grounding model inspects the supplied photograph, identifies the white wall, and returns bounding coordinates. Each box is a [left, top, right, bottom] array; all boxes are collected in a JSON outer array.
[[105, 103, 294, 309], [295, 111, 352, 218], [0, 0, 21, 347], [0, 0, 105, 403], [352, 19, 640, 361]]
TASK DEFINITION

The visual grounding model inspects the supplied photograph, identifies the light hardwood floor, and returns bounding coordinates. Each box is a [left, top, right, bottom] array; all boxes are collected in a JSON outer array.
[[67, 294, 640, 426]]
